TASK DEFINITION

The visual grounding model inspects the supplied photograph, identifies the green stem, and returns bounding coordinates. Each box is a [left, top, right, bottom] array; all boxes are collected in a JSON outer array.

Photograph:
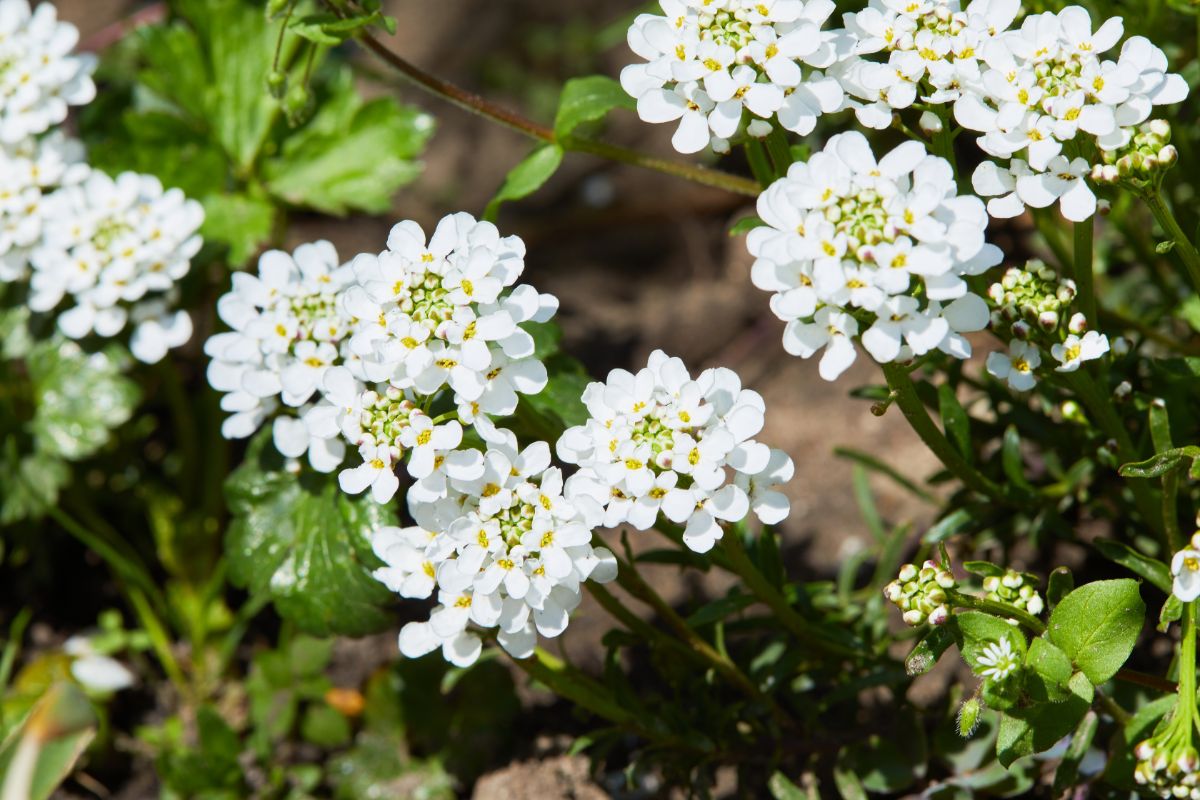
[[744, 140, 776, 188], [1074, 218, 1097, 327], [1060, 369, 1164, 538], [1142, 188, 1200, 295], [948, 590, 1046, 634], [1180, 602, 1197, 716], [351, 27, 761, 198], [0, 609, 33, 693], [880, 363, 1010, 504], [127, 586, 190, 699], [587, 583, 699, 665], [614, 556, 782, 715], [765, 127, 794, 178], [720, 531, 859, 658]]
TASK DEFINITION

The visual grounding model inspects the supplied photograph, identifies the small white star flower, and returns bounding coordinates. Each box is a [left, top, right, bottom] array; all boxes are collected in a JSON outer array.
[[975, 637, 1020, 681]]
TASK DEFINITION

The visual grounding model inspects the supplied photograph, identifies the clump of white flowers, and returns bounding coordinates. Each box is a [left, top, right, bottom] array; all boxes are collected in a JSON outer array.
[[557, 349, 793, 553], [747, 131, 996, 380], [957, 6, 1189, 221], [205, 241, 361, 471], [983, 568, 1044, 617], [620, 0, 849, 154], [884, 559, 956, 626], [0, 131, 87, 281], [372, 431, 618, 667], [0, 0, 96, 144], [1135, 738, 1200, 800], [984, 262, 1109, 392], [28, 170, 203, 363], [834, 0, 1019, 128]]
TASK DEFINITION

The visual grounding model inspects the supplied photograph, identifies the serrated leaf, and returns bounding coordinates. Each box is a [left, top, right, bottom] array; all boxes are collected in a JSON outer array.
[[1046, 579, 1144, 684], [1092, 539, 1171, 593], [996, 672, 1092, 767], [27, 341, 139, 461], [265, 70, 433, 215], [554, 75, 635, 141], [482, 144, 563, 222], [1023, 637, 1073, 703], [225, 433, 395, 636]]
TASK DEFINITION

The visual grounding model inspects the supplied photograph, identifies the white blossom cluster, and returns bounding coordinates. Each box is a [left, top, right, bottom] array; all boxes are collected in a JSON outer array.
[[834, 0, 1019, 128], [620, 0, 850, 153], [957, 6, 1189, 221], [205, 240, 361, 472], [0, 0, 96, 144], [373, 431, 618, 667], [1, 0, 203, 363], [1135, 738, 1200, 799], [747, 131, 997, 380], [557, 349, 793, 553]]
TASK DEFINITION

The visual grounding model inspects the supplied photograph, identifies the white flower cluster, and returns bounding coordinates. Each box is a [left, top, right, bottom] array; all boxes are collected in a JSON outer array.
[[957, 6, 1189, 221], [1135, 738, 1200, 800], [1, 0, 203, 363], [205, 241, 359, 472], [372, 432, 618, 667], [28, 171, 203, 363], [747, 131, 996, 380], [557, 349, 792, 553], [207, 214, 557, 503], [835, 0, 1019, 128], [0, 0, 96, 144], [620, 0, 849, 154]]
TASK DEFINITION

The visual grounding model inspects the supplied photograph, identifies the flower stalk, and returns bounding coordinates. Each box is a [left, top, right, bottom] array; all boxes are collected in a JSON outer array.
[[1141, 188, 1200, 296]]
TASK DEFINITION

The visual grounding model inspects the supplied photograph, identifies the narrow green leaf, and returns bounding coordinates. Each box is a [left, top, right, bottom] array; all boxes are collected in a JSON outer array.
[[769, 772, 808, 800], [963, 560, 1005, 578], [922, 507, 977, 543], [938, 383, 972, 462], [1001, 425, 1034, 491], [1092, 540, 1171, 593], [1046, 579, 1145, 684], [1119, 447, 1200, 478], [852, 464, 885, 542], [554, 75, 635, 141], [1159, 595, 1183, 632], [905, 625, 955, 676], [835, 447, 938, 506], [483, 144, 564, 222]]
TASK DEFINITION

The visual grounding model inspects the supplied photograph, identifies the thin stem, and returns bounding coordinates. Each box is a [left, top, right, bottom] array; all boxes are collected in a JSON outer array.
[[1180, 602, 1197, 713], [349, 28, 761, 197], [948, 590, 1046, 634], [614, 556, 782, 715], [1142, 188, 1200, 296], [1095, 689, 1132, 725], [127, 586, 190, 698], [1074, 218, 1097, 327], [720, 530, 860, 658], [587, 583, 700, 665], [880, 363, 1010, 504], [744, 140, 775, 187], [765, 127, 793, 178], [44, 504, 163, 609], [1059, 369, 1164, 538]]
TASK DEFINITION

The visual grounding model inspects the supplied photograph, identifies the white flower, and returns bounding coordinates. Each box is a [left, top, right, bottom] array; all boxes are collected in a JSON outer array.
[[1171, 549, 1200, 603], [558, 350, 788, 553], [621, 0, 847, 153], [956, 6, 1189, 221], [64, 636, 134, 693], [1051, 331, 1109, 372], [380, 432, 617, 667], [986, 340, 1041, 391], [0, 132, 87, 281], [340, 441, 401, 503], [28, 169, 203, 361], [975, 637, 1019, 681], [0, 0, 96, 144], [748, 132, 1000, 381]]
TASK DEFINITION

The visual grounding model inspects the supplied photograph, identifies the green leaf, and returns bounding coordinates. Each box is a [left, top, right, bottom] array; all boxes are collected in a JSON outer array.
[[905, 625, 955, 676], [938, 384, 971, 462], [1158, 595, 1183, 632], [225, 433, 395, 636], [963, 560, 1005, 578], [1047, 567, 1074, 610], [996, 672, 1093, 767], [264, 70, 433, 214], [483, 144, 564, 222], [520, 358, 591, 432], [1119, 447, 1200, 478], [1092, 539, 1171, 593], [1046, 579, 1145, 684], [0, 683, 97, 800], [1051, 710, 1098, 797], [1001, 425, 1034, 491], [0, 444, 69, 525], [922, 507, 978, 544], [1023, 637, 1073, 703], [200, 191, 275, 267], [27, 341, 139, 461], [768, 772, 808, 800], [554, 75, 634, 141], [301, 703, 351, 748], [729, 215, 766, 236]]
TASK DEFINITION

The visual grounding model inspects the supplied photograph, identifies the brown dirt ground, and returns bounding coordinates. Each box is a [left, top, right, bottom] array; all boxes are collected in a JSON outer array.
[[55, 1, 944, 796]]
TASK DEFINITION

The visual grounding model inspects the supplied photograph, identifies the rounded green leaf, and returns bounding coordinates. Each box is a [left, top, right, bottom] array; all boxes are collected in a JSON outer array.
[[1046, 579, 1145, 684]]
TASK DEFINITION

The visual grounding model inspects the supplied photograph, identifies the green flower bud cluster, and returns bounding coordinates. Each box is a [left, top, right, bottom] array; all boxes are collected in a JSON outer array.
[[1093, 120, 1178, 185], [983, 569, 1045, 617], [884, 560, 955, 626], [987, 261, 1077, 339], [359, 388, 420, 451], [1135, 737, 1200, 799]]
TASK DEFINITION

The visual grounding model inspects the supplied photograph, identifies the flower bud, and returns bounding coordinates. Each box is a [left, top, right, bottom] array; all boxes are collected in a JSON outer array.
[[267, 69, 286, 99], [1061, 400, 1086, 424], [1160, 145, 1179, 168], [1038, 310, 1059, 331], [1097, 198, 1111, 216], [928, 605, 949, 626], [958, 697, 982, 737], [1067, 312, 1087, 334], [1010, 320, 1031, 340], [919, 110, 943, 134], [1112, 336, 1130, 356], [1149, 119, 1172, 140], [903, 609, 925, 625], [1114, 380, 1132, 400]]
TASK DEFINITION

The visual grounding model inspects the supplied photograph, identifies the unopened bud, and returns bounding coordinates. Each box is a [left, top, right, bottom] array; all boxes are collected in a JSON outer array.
[[267, 69, 286, 99], [1159, 145, 1179, 168], [919, 110, 943, 134], [1112, 336, 1130, 357], [1011, 320, 1031, 340], [903, 609, 925, 625], [1149, 119, 1172, 140], [1062, 400, 1086, 424], [283, 82, 312, 126], [928, 605, 950, 626], [1114, 380, 1132, 400], [1038, 310, 1059, 331], [1067, 312, 1087, 334], [899, 563, 917, 582], [958, 697, 982, 738], [745, 119, 772, 139], [1097, 198, 1111, 216]]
